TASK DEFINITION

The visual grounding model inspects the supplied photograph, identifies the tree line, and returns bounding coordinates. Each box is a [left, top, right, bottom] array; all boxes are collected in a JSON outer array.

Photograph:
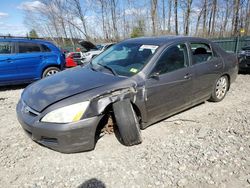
[[23, 0, 250, 46]]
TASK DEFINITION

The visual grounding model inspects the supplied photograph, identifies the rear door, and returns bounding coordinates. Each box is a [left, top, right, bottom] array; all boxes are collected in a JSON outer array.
[[14, 42, 43, 80], [188, 42, 223, 103], [0, 41, 19, 83], [145, 43, 194, 122]]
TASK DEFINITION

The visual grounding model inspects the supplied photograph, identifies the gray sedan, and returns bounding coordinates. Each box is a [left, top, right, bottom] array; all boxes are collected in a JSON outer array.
[[16, 36, 238, 153]]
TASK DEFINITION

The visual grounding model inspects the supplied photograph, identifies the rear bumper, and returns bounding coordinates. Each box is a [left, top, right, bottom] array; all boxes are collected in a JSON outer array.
[[16, 101, 103, 153]]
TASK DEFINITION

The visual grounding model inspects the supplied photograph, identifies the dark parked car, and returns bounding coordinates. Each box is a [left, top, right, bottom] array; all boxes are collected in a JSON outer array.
[[238, 45, 250, 72], [16, 36, 238, 153], [0, 37, 65, 86]]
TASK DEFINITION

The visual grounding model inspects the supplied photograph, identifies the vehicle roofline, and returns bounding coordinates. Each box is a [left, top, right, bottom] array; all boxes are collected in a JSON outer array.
[[119, 35, 212, 46], [0, 38, 54, 44]]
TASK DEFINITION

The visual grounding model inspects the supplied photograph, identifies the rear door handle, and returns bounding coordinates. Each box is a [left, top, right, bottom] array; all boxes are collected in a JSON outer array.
[[6, 58, 12, 62], [184, 73, 192, 79]]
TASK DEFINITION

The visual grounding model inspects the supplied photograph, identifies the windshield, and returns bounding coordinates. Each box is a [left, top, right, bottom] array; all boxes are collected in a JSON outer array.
[[92, 43, 159, 77]]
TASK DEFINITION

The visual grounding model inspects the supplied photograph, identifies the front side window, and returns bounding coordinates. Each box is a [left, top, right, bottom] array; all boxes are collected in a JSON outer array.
[[190, 43, 213, 64], [18, 42, 41, 53], [153, 44, 188, 75], [0, 42, 12, 54], [92, 43, 159, 77]]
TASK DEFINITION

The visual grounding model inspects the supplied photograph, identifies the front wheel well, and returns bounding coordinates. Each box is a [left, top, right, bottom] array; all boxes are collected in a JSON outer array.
[[94, 100, 142, 141], [221, 74, 231, 90], [41, 65, 61, 78], [131, 103, 142, 124]]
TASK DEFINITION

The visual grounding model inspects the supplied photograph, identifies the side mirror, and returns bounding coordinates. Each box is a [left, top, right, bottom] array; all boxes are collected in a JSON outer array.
[[149, 72, 160, 79]]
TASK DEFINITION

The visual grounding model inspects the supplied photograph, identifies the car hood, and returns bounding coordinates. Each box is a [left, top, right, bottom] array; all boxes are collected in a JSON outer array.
[[79, 40, 97, 51], [22, 67, 125, 112], [85, 50, 101, 56]]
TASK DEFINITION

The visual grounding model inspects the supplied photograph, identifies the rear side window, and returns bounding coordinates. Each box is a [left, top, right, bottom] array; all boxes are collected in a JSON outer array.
[[190, 43, 213, 64], [0, 42, 12, 54], [41, 44, 51, 52], [18, 42, 41, 53]]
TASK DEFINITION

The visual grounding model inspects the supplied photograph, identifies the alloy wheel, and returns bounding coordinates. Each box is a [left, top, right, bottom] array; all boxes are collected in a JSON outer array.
[[46, 69, 59, 77], [215, 76, 228, 100]]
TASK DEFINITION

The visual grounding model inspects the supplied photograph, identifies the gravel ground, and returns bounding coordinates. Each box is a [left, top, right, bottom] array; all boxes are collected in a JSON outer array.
[[0, 74, 250, 188]]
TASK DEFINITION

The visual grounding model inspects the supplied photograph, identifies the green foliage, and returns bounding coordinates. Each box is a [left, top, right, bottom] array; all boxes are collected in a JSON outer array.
[[130, 20, 145, 38], [131, 28, 143, 38], [28, 29, 39, 38]]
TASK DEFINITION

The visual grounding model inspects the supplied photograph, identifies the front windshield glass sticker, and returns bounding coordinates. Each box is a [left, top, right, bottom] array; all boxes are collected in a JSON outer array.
[[139, 45, 159, 53], [130, 68, 138, 73]]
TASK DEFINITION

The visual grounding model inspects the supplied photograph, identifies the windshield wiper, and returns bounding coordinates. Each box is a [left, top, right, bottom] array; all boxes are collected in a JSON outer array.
[[97, 63, 117, 76]]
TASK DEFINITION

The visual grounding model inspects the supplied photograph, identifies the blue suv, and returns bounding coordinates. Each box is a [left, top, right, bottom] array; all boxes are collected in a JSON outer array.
[[0, 37, 65, 86]]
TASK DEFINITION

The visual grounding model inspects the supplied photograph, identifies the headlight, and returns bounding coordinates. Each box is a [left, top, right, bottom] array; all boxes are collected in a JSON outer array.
[[41, 101, 90, 123]]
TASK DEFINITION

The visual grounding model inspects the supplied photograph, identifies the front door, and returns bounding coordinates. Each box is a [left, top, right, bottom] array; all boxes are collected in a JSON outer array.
[[145, 43, 194, 122], [0, 41, 19, 84]]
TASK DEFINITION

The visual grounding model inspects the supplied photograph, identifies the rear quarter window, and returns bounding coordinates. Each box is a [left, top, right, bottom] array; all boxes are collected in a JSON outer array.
[[41, 44, 51, 52], [18, 42, 41, 53]]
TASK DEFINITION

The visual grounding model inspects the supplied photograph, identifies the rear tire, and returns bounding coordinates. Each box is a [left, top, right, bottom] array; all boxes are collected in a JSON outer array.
[[209, 75, 229, 102], [112, 99, 142, 146], [42, 67, 60, 78]]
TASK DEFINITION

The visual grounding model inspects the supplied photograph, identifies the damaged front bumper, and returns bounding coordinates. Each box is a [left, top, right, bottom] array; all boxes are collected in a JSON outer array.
[[16, 100, 103, 153]]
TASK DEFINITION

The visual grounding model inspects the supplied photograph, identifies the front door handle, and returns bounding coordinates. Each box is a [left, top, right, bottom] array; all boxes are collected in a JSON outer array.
[[214, 62, 222, 68], [184, 73, 192, 79]]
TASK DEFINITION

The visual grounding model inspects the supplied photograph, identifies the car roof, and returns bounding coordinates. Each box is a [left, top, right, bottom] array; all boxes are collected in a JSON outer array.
[[122, 36, 211, 46], [0, 38, 53, 45]]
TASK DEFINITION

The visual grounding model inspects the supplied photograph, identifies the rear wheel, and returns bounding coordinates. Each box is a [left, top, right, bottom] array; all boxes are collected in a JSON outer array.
[[112, 99, 142, 146], [209, 75, 229, 102], [42, 67, 60, 78]]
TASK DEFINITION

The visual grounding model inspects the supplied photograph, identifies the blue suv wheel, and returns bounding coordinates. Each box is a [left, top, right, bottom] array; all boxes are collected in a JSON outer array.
[[42, 67, 60, 78]]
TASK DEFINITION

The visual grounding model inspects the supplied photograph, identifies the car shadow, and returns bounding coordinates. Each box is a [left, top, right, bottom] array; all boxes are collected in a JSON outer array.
[[143, 101, 206, 129], [0, 84, 28, 91], [238, 71, 250, 75], [94, 113, 126, 146], [77, 178, 106, 188]]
